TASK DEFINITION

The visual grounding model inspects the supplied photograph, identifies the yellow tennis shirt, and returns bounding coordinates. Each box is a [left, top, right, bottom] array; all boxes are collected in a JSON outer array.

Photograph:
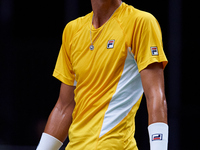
[[53, 2, 168, 150]]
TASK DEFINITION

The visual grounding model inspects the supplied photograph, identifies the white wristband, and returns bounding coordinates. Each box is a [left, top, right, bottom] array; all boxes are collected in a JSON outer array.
[[148, 123, 169, 150], [36, 133, 63, 150]]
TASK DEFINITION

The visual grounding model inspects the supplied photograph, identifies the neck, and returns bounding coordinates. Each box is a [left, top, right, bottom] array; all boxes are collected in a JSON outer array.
[[91, 0, 122, 28]]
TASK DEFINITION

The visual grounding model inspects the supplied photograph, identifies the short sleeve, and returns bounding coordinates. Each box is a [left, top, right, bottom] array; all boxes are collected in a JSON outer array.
[[132, 13, 168, 72], [53, 22, 76, 86]]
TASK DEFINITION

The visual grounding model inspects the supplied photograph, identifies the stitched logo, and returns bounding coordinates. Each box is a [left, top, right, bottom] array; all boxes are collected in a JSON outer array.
[[151, 46, 159, 56], [107, 40, 115, 49], [152, 134, 163, 141]]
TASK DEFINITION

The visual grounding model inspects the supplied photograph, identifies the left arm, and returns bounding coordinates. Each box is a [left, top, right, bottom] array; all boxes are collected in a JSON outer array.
[[140, 62, 167, 125], [140, 62, 168, 150]]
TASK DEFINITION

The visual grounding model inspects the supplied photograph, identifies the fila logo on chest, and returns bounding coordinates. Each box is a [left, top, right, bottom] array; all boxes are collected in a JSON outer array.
[[107, 40, 115, 49]]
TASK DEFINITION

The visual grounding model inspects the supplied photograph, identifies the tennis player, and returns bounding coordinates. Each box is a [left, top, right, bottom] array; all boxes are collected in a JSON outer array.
[[37, 0, 168, 150]]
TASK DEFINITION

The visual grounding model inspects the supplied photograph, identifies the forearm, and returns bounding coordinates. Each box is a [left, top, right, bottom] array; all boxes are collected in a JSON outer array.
[[37, 83, 75, 150], [146, 96, 168, 150], [44, 99, 75, 142], [147, 96, 168, 125]]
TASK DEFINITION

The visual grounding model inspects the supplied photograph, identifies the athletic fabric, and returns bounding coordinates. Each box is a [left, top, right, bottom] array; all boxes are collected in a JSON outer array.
[[53, 2, 168, 150]]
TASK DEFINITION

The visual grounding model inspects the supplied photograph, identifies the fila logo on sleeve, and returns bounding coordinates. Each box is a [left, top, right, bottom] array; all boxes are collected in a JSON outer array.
[[151, 46, 159, 56], [107, 40, 115, 49], [152, 134, 163, 141]]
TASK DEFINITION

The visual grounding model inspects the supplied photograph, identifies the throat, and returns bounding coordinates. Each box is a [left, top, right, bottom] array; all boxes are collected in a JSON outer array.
[[93, 17, 106, 29], [91, 0, 122, 28]]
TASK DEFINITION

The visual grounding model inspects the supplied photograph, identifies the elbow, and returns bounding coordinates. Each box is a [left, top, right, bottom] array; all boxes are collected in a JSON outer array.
[[55, 98, 75, 116]]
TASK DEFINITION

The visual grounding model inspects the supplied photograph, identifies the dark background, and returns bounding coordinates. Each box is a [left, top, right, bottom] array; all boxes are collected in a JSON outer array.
[[0, 0, 199, 149]]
